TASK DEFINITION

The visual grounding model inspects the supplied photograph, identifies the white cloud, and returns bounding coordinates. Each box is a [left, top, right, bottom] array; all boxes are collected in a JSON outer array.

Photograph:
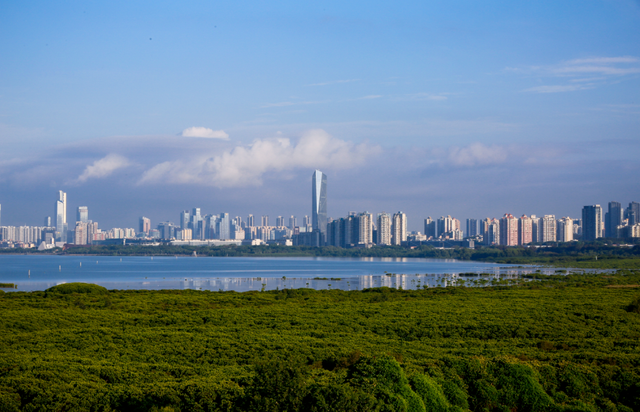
[[76, 154, 131, 183], [523, 84, 591, 94], [139, 129, 380, 187], [308, 79, 360, 86], [447, 143, 508, 167], [181, 127, 229, 139]]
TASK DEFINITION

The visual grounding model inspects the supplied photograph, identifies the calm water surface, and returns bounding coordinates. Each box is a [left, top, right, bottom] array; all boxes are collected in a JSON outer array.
[[0, 255, 574, 292]]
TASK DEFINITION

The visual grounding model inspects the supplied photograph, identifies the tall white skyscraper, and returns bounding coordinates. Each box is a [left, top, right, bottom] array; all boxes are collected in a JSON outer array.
[[55, 190, 67, 242], [312, 170, 327, 240], [377, 213, 392, 245], [392, 212, 407, 246]]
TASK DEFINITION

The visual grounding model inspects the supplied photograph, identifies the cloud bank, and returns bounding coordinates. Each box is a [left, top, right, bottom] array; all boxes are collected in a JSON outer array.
[[181, 127, 229, 139], [75, 154, 131, 183], [139, 129, 381, 187]]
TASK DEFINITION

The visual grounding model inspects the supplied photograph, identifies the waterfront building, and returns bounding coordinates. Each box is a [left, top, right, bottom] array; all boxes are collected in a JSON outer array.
[[55, 190, 67, 243], [582, 205, 603, 241], [77, 206, 88, 223], [541, 215, 556, 242], [530, 215, 541, 243], [311, 170, 328, 241], [378, 213, 392, 245], [424, 217, 436, 239], [180, 210, 190, 230], [392, 212, 407, 245], [518, 215, 532, 245], [499, 214, 518, 246], [605, 202, 623, 238], [139, 217, 151, 235], [557, 217, 574, 242], [357, 212, 373, 245], [466, 218, 478, 238]]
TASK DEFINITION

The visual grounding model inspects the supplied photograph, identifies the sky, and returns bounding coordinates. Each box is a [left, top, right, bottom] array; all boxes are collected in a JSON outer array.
[[1, 0, 639, 231]]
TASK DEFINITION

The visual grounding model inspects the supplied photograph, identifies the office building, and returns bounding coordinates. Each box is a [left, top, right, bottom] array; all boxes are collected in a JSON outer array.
[[582, 205, 603, 241], [627, 202, 639, 225], [518, 215, 532, 245], [605, 202, 623, 238], [55, 190, 67, 243], [77, 206, 88, 223], [246, 214, 255, 227], [180, 210, 190, 230], [392, 212, 407, 245], [276, 216, 285, 227], [261, 215, 269, 227], [312, 170, 328, 240], [218, 213, 231, 240], [500, 214, 518, 246], [289, 215, 297, 230], [44, 216, 51, 227]]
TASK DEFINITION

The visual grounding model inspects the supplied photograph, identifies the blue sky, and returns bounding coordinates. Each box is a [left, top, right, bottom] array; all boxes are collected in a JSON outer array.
[[1, 0, 639, 230]]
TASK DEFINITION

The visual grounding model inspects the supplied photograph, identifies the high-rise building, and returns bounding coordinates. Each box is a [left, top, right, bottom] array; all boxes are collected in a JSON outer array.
[[139, 217, 151, 235], [392, 212, 407, 246], [180, 210, 190, 230], [541, 215, 557, 242], [530, 215, 541, 243], [276, 216, 285, 227], [518, 215, 532, 245], [312, 170, 328, 240], [289, 215, 297, 230], [484, 218, 500, 245], [605, 202, 623, 238], [424, 217, 436, 239], [44, 216, 52, 227], [582, 205, 603, 241], [500, 214, 518, 246], [377, 213, 392, 245], [55, 190, 67, 243], [356, 212, 373, 245], [218, 213, 231, 239], [0, 203, 2, 227], [77, 206, 88, 223], [627, 202, 640, 225], [261, 215, 269, 227], [466, 219, 478, 238], [247, 214, 255, 227], [557, 217, 574, 242]]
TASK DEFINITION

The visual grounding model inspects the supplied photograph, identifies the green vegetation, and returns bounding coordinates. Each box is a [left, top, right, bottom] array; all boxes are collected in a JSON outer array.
[[2, 271, 640, 410], [46, 282, 109, 294], [0, 283, 16, 288]]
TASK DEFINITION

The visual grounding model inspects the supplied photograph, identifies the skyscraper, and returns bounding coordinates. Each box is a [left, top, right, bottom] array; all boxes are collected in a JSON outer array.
[[392, 212, 407, 246], [261, 215, 269, 227], [518, 215, 532, 245], [55, 190, 67, 242], [499, 214, 518, 246], [378, 213, 392, 245], [77, 206, 88, 223], [247, 214, 255, 227], [541, 215, 557, 242], [139, 217, 151, 235], [582, 205, 602, 241], [605, 202, 623, 238], [312, 170, 327, 239], [180, 210, 190, 230], [466, 218, 478, 238], [627, 202, 640, 225], [557, 217, 574, 242]]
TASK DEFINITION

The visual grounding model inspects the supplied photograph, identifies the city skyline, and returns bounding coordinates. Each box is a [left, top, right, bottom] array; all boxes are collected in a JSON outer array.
[[0, 2, 638, 230]]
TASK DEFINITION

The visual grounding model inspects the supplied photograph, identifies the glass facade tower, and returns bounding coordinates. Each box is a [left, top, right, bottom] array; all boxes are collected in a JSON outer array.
[[312, 170, 327, 240]]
